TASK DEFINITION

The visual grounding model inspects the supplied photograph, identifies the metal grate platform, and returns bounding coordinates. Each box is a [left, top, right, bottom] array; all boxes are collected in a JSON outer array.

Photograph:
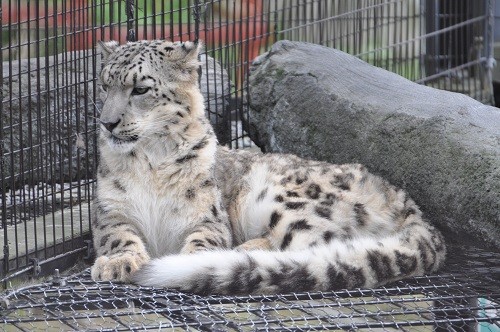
[[2, 244, 499, 331]]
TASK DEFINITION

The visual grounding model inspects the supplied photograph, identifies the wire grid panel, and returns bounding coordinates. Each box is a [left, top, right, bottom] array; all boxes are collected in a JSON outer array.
[[1, 267, 499, 331], [1, 0, 98, 283]]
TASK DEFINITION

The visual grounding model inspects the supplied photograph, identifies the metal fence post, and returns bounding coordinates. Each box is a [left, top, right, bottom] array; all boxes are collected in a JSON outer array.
[[193, 0, 202, 85], [485, 0, 496, 105], [193, 0, 200, 44], [126, 0, 136, 42], [0, 0, 8, 289]]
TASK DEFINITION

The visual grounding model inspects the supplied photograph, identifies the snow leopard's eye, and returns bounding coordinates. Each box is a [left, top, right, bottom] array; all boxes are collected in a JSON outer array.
[[131, 87, 151, 96], [101, 84, 108, 92]]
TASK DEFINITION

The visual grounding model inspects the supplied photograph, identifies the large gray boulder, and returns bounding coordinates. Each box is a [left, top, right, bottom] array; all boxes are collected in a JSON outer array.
[[2, 51, 229, 189], [247, 40, 500, 249]]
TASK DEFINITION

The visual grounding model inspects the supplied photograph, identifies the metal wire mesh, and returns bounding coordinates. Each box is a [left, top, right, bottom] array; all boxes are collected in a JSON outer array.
[[1, 0, 496, 293], [1, 244, 499, 331], [1, 0, 97, 283]]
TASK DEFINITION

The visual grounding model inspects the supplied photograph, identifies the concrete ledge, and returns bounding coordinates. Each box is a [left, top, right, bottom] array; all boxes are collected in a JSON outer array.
[[247, 40, 500, 249]]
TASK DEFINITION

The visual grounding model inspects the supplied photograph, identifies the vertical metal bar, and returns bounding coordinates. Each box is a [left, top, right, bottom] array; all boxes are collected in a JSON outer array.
[[187, 0, 192, 40], [169, 0, 174, 40], [126, 0, 136, 42], [206, 0, 216, 140], [52, 0, 61, 257], [452, 0, 458, 92], [394, 0, 400, 75], [61, 0, 69, 253], [135, 0, 139, 40], [43, 0, 51, 261], [25, 0, 36, 262], [118, 0, 122, 41], [408, 2, 416, 81], [193, 0, 201, 87], [267, 0, 273, 45], [0, 0, 8, 287], [307, 0, 311, 42], [79, 0, 86, 237], [34, 0, 43, 259], [318, 0, 324, 45], [339, 1, 344, 52], [15, 0, 27, 268], [383, 1, 389, 71], [80, 0, 90, 239], [413, 0, 418, 80], [8, 0, 19, 274], [160, 0, 166, 39], [420, 0, 425, 79], [67, 0, 75, 251], [193, 0, 200, 44], [90, 0, 99, 230], [485, 0, 495, 104], [152, 0, 157, 39], [328, 0, 333, 47], [252, 0, 258, 61], [461, 0, 467, 94], [70, 0, 80, 248], [200, 1, 211, 126], [470, 2, 478, 100], [109, 0, 115, 41], [346, 0, 350, 53], [224, 0, 232, 146], [357, 0, 361, 59], [231, 0, 239, 148], [274, 0, 279, 43], [178, 0, 184, 40], [294, 0, 299, 42], [143, 0, 148, 40]]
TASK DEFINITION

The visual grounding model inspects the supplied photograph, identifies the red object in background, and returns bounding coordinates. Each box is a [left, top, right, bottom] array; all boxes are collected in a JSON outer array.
[[2, 0, 267, 79], [2, 0, 88, 51], [203, 0, 266, 84]]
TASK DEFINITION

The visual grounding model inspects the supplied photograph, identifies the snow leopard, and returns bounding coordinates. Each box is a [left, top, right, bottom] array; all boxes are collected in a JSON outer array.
[[91, 39, 446, 295]]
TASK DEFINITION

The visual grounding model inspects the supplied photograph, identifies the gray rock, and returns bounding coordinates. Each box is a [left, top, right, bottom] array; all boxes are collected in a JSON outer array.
[[247, 40, 500, 249], [199, 54, 232, 145], [2, 51, 230, 189]]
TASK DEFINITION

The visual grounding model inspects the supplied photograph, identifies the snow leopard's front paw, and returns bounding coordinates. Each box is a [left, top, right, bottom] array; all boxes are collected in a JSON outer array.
[[91, 252, 150, 283]]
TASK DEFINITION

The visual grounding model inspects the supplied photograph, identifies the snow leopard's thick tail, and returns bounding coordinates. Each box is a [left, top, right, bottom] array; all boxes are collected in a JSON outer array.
[[132, 219, 445, 295]]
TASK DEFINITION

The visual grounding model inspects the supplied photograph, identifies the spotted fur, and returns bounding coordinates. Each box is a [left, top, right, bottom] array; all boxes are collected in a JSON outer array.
[[91, 40, 446, 295]]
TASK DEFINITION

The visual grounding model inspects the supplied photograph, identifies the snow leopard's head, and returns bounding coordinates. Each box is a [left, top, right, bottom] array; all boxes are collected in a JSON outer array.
[[97, 40, 203, 153]]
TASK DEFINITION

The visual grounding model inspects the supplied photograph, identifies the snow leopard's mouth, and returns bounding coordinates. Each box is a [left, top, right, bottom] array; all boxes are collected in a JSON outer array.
[[104, 133, 140, 152], [109, 134, 139, 144]]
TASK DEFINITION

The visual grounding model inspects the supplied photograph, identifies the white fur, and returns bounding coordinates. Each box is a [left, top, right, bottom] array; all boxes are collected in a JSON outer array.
[[128, 190, 188, 257], [239, 164, 279, 241], [136, 235, 420, 291]]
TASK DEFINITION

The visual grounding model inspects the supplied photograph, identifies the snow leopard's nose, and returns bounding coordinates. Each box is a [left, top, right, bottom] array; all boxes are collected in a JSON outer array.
[[100, 119, 121, 133]]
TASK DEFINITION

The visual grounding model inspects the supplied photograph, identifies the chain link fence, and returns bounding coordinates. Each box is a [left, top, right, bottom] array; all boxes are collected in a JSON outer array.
[[2, 243, 499, 330]]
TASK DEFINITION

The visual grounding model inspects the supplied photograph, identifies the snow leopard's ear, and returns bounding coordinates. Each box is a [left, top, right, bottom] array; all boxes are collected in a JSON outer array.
[[97, 40, 119, 61], [183, 40, 203, 61]]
